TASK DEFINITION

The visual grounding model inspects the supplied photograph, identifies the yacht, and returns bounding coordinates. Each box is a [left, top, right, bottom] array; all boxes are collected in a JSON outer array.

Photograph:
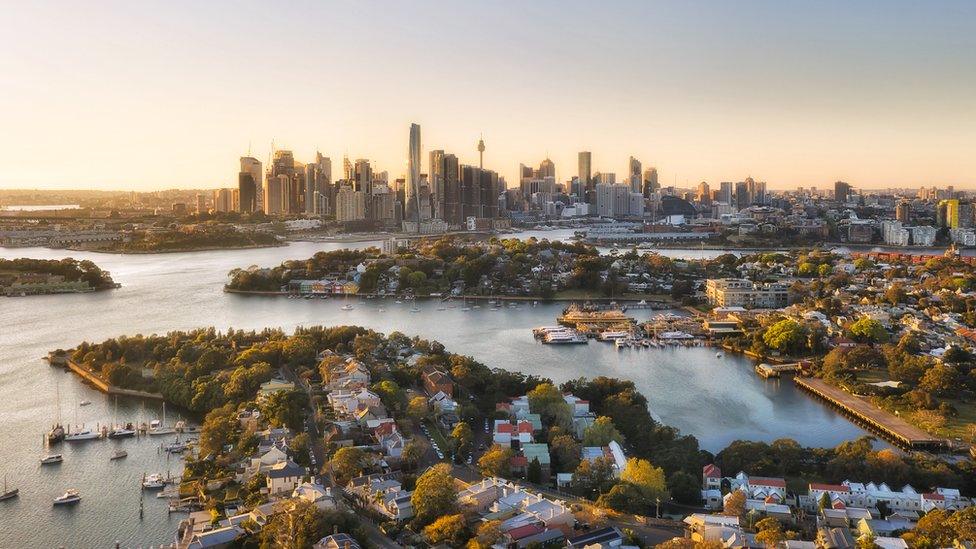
[[542, 330, 588, 345], [79, 401, 91, 407], [108, 423, 137, 439], [64, 429, 100, 442], [598, 330, 630, 342], [0, 476, 17, 501], [340, 304, 354, 311], [53, 489, 81, 505], [40, 454, 63, 465], [110, 449, 128, 460], [142, 474, 166, 490], [47, 424, 65, 444], [148, 403, 176, 436], [164, 440, 187, 453], [376, 307, 386, 313]]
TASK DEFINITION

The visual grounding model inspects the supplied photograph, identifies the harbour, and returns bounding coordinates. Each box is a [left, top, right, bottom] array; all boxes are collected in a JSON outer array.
[[0, 240, 874, 547]]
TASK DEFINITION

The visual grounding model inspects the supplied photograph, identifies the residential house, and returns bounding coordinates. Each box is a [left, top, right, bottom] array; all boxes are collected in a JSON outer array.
[[266, 460, 305, 495], [313, 533, 361, 549], [292, 483, 337, 511]]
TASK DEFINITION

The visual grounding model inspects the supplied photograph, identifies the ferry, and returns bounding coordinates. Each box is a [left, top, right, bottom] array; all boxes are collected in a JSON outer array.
[[40, 454, 63, 465], [544, 331, 588, 344], [598, 330, 630, 342], [53, 489, 81, 505]]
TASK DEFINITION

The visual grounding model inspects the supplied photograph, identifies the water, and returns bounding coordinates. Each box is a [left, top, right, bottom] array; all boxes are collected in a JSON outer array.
[[0, 204, 81, 211], [0, 239, 870, 547]]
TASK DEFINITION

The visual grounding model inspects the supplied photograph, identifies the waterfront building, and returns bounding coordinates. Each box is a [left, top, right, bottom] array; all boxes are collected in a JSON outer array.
[[910, 225, 937, 247], [950, 227, 976, 246], [882, 220, 910, 246], [705, 278, 791, 309]]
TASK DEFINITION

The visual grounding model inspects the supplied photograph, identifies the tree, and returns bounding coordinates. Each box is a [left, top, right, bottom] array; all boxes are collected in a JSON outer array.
[[411, 463, 457, 526], [527, 457, 542, 484], [884, 284, 907, 306], [857, 533, 881, 549], [527, 382, 572, 429], [423, 513, 468, 546], [468, 520, 502, 549], [762, 319, 806, 354], [667, 471, 701, 505], [818, 492, 831, 510], [754, 517, 784, 549], [620, 458, 669, 502], [451, 421, 474, 456], [478, 445, 514, 478], [260, 390, 309, 431], [402, 438, 429, 472], [597, 481, 647, 514], [407, 396, 431, 422], [572, 457, 615, 498], [259, 501, 357, 549], [919, 363, 958, 396], [582, 416, 625, 446], [331, 447, 366, 485], [372, 380, 407, 414], [723, 490, 746, 518], [199, 403, 240, 457], [849, 318, 888, 344], [549, 435, 581, 473]]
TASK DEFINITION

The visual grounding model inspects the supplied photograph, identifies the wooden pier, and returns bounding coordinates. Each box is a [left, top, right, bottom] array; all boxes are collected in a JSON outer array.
[[794, 377, 946, 450], [755, 363, 801, 379]]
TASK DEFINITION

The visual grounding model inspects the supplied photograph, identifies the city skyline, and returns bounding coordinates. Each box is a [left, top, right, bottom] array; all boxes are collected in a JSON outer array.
[[2, 1, 975, 191]]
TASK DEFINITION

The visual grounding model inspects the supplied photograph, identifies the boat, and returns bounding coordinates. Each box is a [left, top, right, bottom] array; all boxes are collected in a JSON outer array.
[[716, 352, 723, 358], [64, 429, 100, 442], [164, 441, 187, 453], [376, 307, 386, 313], [142, 473, 166, 490], [541, 329, 588, 345], [79, 400, 91, 406], [340, 304, 354, 311], [40, 454, 63, 465], [148, 403, 176, 436], [47, 424, 65, 444], [0, 476, 17, 501], [53, 489, 81, 505], [110, 450, 128, 460], [409, 307, 421, 313], [108, 423, 137, 439]]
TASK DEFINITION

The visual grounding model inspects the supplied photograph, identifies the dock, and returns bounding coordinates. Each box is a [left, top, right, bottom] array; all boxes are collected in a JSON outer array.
[[794, 377, 946, 450], [755, 363, 801, 379]]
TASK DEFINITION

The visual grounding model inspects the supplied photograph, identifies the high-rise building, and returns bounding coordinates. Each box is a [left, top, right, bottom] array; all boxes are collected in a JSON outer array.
[[538, 158, 555, 179], [429, 149, 445, 220], [578, 151, 592, 202], [460, 164, 499, 220], [628, 156, 642, 193], [405, 123, 422, 226], [313, 152, 332, 215], [335, 185, 366, 222], [195, 193, 206, 214], [895, 200, 910, 223], [212, 188, 234, 212], [719, 182, 733, 205], [642, 167, 658, 197], [834, 181, 851, 203], [735, 181, 750, 210], [264, 174, 290, 214], [696, 181, 711, 205], [239, 156, 262, 213], [441, 154, 461, 226]]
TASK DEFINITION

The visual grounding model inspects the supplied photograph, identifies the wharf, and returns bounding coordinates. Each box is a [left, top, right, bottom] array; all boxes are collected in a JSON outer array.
[[794, 377, 946, 450], [755, 363, 801, 379]]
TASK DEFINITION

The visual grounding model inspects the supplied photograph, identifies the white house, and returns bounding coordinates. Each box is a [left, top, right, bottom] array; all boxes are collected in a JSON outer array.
[[265, 460, 304, 495]]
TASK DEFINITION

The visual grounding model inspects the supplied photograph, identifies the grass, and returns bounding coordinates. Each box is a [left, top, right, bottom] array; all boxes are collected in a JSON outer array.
[[856, 369, 976, 442]]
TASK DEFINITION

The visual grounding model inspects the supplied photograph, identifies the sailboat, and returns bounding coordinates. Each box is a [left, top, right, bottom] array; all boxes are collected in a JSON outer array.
[[108, 397, 136, 439], [148, 402, 175, 436], [0, 475, 18, 501], [47, 382, 65, 444]]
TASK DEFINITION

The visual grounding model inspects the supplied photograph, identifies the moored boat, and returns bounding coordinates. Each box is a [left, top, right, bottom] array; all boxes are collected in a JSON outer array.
[[64, 429, 99, 442], [40, 454, 63, 465], [0, 476, 18, 501], [142, 473, 166, 490], [110, 449, 128, 460], [53, 489, 81, 505]]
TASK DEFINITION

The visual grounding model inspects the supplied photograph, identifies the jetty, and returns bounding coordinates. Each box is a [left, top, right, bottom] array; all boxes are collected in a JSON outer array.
[[755, 363, 802, 379], [794, 377, 946, 450]]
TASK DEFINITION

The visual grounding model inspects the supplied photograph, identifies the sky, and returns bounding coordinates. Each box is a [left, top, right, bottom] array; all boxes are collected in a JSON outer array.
[[1, 1, 974, 191]]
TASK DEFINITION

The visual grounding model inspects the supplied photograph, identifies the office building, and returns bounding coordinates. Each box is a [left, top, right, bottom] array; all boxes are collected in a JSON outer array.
[[335, 185, 366, 222], [719, 182, 733, 204], [628, 156, 642, 193], [240, 156, 263, 213], [642, 167, 658, 197], [429, 149, 445, 220], [835, 181, 851, 203], [212, 188, 234, 213]]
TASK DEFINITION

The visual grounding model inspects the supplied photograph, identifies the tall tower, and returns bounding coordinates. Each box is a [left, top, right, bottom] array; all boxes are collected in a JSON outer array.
[[406, 123, 422, 225], [477, 136, 485, 169]]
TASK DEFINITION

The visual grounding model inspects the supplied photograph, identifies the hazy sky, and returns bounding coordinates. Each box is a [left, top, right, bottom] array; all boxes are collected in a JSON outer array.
[[1, 1, 974, 191]]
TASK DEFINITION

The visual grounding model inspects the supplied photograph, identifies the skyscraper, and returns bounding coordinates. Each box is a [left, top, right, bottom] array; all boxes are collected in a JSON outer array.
[[642, 167, 658, 197], [538, 158, 555, 179], [835, 181, 851, 203], [239, 156, 262, 213], [628, 156, 642, 193], [442, 153, 461, 225], [429, 149, 445, 220], [578, 151, 592, 202], [405, 123, 422, 225], [895, 200, 910, 223]]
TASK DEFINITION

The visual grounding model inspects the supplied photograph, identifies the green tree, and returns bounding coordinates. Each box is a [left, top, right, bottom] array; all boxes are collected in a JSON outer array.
[[621, 458, 669, 502], [423, 513, 468, 546], [571, 457, 615, 498], [331, 447, 366, 484], [849, 318, 888, 343], [451, 421, 474, 456], [762, 319, 806, 354], [527, 457, 542, 484], [582, 416, 625, 446], [411, 463, 458, 526], [527, 382, 572, 429], [667, 471, 701, 505], [478, 445, 514, 478]]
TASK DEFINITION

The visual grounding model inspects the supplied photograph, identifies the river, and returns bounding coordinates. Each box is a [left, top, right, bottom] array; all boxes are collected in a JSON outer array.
[[0, 237, 870, 548]]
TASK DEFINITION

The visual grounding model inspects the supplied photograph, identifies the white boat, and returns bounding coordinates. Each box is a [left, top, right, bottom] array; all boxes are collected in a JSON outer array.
[[376, 308, 386, 313], [409, 307, 421, 313], [340, 304, 354, 311], [542, 330, 588, 345], [110, 450, 128, 461], [79, 401, 91, 407], [142, 473, 166, 490], [53, 489, 81, 505], [716, 352, 723, 358], [40, 454, 63, 465], [148, 403, 176, 436], [164, 441, 187, 453], [0, 476, 17, 501], [598, 330, 630, 341], [64, 429, 99, 442], [108, 425, 136, 439]]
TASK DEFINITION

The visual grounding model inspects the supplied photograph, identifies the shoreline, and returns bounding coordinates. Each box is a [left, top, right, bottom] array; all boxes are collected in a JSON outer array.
[[63, 242, 286, 255], [222, 287, 678, 304]]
